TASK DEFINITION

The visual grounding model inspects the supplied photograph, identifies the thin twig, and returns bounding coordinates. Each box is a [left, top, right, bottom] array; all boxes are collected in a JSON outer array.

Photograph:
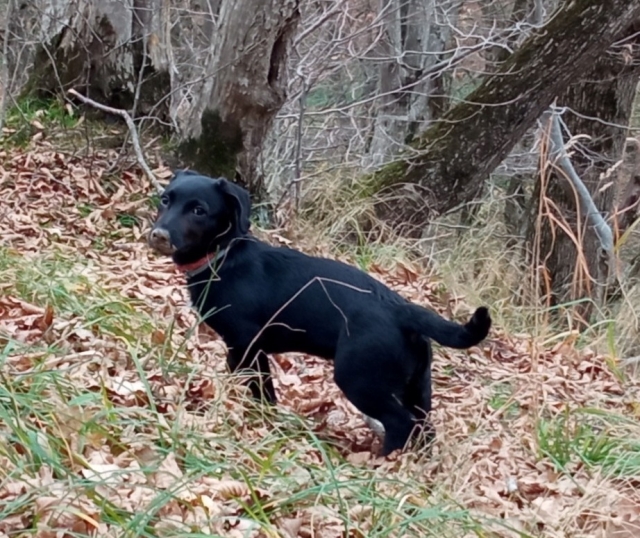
[[240, 276, 371, 366], [67, 88, 164, 194]]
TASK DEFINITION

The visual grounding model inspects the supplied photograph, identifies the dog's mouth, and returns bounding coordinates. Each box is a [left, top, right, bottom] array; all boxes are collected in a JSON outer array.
[[151, 243, 177, 256], [147, 228, 177, 256]]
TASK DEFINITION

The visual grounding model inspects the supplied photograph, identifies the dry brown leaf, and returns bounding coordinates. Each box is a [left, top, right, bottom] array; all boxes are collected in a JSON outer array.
[[278, 517, 304, 538], [153, 452, 184, 489], [215, 480, 251, 500], [346, 451, 371, 465]]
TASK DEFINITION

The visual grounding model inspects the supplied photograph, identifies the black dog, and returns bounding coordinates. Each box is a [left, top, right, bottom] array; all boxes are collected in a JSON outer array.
[[148, 170, 491, 456]]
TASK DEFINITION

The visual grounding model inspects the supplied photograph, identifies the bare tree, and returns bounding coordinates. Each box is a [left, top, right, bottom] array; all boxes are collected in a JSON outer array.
[[363, 0, 459, 169], [21, 0, 300, 195], [263, 0, 543, 203], [12, 0, 640, 229], [365, 0, 640, 232]]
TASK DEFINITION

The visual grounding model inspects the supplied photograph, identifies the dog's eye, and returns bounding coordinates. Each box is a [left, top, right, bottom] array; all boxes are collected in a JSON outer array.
[[160, 195, 169, 206], [192, 206, 206, 216]]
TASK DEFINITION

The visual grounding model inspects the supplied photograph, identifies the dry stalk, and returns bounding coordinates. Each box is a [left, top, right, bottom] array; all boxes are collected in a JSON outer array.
[[67, 88, 163, 194]]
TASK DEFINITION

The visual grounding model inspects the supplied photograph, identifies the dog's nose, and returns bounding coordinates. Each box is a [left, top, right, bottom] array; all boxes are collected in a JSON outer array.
[[148, 227, 175, 254]]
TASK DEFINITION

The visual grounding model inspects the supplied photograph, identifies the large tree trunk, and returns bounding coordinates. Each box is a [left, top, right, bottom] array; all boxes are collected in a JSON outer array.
[[24, 0, 299, 197], [177, 0, 300, 195], [25, 0, 165, 111], [364, 0, 640, 232], [526, 52, 640, 323]]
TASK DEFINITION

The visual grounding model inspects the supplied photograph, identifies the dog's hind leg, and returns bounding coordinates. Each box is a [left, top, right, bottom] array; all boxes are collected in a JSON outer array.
[[333, 349, 417, 456], [227, 348, 277, 404], [346, 390, 415, 456], [403, 366, 435, 448], [403, 343, 435, 445]]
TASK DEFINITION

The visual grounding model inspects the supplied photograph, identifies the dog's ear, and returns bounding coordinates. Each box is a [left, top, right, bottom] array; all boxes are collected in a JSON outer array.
[[170, 169, 200, 182], [218, 180, 251, 234]]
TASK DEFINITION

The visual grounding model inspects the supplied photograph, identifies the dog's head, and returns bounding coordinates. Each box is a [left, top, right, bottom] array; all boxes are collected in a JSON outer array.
[[147, 170, 251, 266]]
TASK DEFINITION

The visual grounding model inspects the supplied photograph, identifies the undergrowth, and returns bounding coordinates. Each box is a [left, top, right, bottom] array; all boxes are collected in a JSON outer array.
[[1, 133, 639, 536], [1, 247, 496, 537], [2, 96, 79, 147], [299, 168, 640, 362]]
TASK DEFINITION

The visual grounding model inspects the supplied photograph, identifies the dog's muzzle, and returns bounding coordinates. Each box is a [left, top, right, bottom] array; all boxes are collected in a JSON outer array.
[[148, 227, 176, 255]]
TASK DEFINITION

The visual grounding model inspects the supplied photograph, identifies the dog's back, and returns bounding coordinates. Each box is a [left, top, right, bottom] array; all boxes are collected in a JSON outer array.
[[186, 239, 409, 357]]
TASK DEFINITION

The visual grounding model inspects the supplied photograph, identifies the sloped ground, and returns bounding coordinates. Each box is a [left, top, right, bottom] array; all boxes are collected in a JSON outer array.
[[1, 140, 640, 537]]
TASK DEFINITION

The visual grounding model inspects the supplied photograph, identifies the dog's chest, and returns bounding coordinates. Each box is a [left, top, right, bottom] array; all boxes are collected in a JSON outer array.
[[185, 277, 241, 330], [186, 279, 220, 312]]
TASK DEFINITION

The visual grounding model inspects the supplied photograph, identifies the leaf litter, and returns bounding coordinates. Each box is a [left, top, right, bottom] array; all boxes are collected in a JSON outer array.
[[0, 139, 639, 537]]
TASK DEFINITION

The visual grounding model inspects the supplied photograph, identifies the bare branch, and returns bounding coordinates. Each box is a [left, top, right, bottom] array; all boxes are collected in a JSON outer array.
[[67, 89, 164, 194], [543, 107, 615, 270]]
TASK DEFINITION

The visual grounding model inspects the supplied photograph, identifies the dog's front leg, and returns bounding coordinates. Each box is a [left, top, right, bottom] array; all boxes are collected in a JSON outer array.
[[227, 348, 277, 405]]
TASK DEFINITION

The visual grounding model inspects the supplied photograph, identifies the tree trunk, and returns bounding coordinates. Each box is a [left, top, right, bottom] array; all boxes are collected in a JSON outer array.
[[177, 0, 300, 195], [364, 0, 640, 232], [23, 0, 299, 197], [476, 0, 538, 236], [363, 0, 457, 169], [526, 52, 640, 323], [618, 138, 640, 234], [25, 0, 154, 109]]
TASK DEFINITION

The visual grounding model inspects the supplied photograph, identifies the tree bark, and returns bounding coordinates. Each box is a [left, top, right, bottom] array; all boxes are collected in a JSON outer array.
[[365, 0, 640, 232], [24, 0, 171, 113], [526, 45, 640, 322], [363, 0, 457, 169], [618, 138, 640, 233], [178, 0, 300, 195]]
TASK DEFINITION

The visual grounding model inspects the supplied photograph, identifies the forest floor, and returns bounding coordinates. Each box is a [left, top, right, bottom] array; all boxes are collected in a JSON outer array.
[[1, 137, 640, 538]]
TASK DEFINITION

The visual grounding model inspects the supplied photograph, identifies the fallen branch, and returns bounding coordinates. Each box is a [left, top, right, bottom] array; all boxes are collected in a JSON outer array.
[[67, 89, 164, 194], [543, 107, 616, 283], [545, 108, 614, 253]]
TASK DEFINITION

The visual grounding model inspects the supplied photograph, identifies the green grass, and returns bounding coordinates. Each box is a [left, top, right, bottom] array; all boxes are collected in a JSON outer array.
[[0, 355, 490, 537], [536, 408, 640, 477], [1, 247, 631, 537], [1, 246, 155, 343], [333, 232, 413, 272], [77, 203, 97, 218], [2, 96, 80, 147], [1, 245, 505, 537], [117, 213, 143, 229], [487, 381, 520, 420]]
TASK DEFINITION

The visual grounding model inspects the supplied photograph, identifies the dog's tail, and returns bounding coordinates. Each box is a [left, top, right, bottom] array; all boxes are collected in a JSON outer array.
[[400, 304, 491, 349]]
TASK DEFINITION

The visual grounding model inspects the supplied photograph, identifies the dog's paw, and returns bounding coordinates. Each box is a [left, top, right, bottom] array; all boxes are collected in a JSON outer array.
[[362, 414, 385, 439]]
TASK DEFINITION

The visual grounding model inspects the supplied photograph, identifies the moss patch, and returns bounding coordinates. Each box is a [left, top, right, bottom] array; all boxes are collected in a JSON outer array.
[[177, 109, 244, 180]]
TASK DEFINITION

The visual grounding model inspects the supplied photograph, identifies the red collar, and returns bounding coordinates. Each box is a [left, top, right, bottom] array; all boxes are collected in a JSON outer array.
[[175, 249, 226, 276]]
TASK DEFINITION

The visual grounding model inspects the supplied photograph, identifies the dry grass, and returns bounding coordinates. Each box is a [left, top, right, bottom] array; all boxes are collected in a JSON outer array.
[[299, 174, 542, 337], [1, 127, 640, 537]]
